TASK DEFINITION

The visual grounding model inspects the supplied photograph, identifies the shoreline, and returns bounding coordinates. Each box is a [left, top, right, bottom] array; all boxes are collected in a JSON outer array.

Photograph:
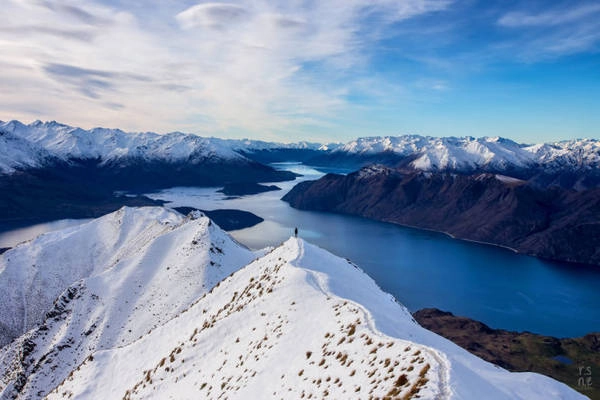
[[413, 307, 599, 398], [379, 218, 520, 254], [284, 200, 600, 268]]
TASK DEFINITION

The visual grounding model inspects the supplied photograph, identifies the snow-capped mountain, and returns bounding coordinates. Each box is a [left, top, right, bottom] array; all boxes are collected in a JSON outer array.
[[1, 119, 597, 176], [0, 129, 54, 174], [0, 120, 333, 174], [0, 120, 299, 224], [0, 207, 584, 399], [223, 138, 326, 152], [327, 135, 600, 172], [0, 207, 256, 398], [0, 207, 255, 348], [0, 120, 248, 173]]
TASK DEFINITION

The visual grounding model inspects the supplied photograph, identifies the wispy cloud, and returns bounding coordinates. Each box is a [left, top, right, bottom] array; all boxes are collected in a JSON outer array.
[[498, 3, 600, 27], [176, 3, 249, 30], [497, 3, 600, 59], [0, 0, 450, 139], [3, 0, 597, 141]]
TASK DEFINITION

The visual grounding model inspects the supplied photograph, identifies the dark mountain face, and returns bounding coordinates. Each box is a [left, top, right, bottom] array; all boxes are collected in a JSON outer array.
[[0, 158, 295, 224], [304, 152, 600, 190], [282, 166, 600, 266]]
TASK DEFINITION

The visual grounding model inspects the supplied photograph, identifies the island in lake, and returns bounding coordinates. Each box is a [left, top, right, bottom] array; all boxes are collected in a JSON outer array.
[[173, 207, 264, 231], [218, 182, 281, 196]]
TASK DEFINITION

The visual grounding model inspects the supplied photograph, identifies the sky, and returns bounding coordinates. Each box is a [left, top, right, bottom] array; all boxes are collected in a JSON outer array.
[[0, 0, 599, 143]]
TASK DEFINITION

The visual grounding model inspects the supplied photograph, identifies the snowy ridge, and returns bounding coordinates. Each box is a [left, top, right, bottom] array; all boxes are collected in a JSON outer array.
[[1, 119, 598, 174], [0, 207, 253, 348], [222, 138, 326, 152], [0, 209, 580, 399], [0, 130, 54, 173], [0, 120, 249, 173], [0, 207, 256, 398], [525, 139, 600, 171], [0, 120, 331, 174], [334, 135, 600, 172]]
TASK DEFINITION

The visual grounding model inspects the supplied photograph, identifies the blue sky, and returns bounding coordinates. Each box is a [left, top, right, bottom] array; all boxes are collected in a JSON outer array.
[[0, 0, 599, 143]]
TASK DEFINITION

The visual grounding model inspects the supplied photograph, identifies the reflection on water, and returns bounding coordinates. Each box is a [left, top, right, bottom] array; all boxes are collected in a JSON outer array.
[[147, 162, 600, 337]]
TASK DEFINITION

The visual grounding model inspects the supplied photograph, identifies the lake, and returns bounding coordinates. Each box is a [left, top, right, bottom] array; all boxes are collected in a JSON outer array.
[[0, 162, 598, 337], [146, 162, 600, 338]]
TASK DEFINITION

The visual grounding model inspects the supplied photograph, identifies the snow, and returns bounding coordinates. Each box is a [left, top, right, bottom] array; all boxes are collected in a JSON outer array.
[[2, 120, 598, 175], [0, 207, 252, 348], [0, 120, 248, 172], [0, 207, 256, 398], [222, 138, 327, 152], [0, 129, 54, 173], [356, 164, 394, 179], [0, 209, 582, 399], [524, 139, 600, 171], [334, 135, 600, 172], [0, 120, 335, 173], [495, 174, 526, 185]]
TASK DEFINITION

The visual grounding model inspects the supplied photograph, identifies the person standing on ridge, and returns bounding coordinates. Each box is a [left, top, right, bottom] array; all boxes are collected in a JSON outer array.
[[294, 227, 298, 238]]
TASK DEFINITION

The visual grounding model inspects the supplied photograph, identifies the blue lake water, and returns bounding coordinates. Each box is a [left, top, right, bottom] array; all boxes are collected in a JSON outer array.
[[0, 163, 598, 337], [146, 163, 600, 338]]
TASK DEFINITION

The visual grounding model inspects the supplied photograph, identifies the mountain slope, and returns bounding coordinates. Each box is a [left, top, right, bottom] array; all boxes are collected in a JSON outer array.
[[0, 130, 55, 174], [319, 135, 600, 171], [0, 211, 584, 399], [0, 120, 247, 169], [0, 207, 256, 398], [283, 166, 600, 266], [0, 207, 254, 347], [0, 120, 296, 187]]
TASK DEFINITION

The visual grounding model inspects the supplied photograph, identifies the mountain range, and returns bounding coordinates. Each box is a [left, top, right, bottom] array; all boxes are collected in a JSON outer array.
[[2, 121, 599, 184], [0, 207, 584, 399]]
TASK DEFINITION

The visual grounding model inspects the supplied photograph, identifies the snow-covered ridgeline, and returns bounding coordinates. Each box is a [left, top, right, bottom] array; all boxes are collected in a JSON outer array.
[[0, 120, 328, 173], [0, 120, 251, 173], [335, 135, 600, 171], [0, 207, 257, 398], [0, 207, 254, 347], [0, 207, 584, 399], [2, 119, 598, 175]]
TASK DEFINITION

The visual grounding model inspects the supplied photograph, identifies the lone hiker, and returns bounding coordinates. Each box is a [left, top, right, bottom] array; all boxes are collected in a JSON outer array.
[[294, 227, 298, 238]]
